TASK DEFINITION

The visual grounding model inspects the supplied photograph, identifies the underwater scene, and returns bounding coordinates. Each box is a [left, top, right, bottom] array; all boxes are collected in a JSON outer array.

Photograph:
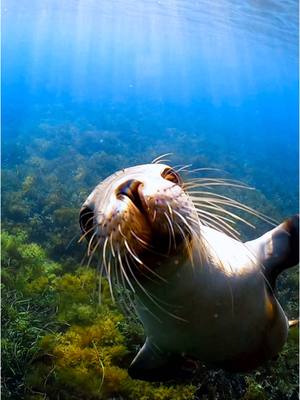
[[2, 0, 299, 399]]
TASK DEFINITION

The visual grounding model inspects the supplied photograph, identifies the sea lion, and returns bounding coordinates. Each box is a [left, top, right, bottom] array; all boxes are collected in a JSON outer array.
[[79, 162, 299, 381]]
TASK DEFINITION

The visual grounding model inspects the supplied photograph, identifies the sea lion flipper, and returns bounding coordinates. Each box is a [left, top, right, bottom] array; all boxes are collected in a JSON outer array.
[[247, 214, 299, 289], [128, 339, 196, 381]]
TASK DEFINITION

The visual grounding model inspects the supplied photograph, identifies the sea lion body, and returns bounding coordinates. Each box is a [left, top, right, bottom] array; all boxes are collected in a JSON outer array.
[[80, 163, 298, 381], [134, 227, 288, 374]]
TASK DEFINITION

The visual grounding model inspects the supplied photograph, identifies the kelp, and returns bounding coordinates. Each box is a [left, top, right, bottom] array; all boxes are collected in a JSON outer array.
[[2, 232, 197, 399]]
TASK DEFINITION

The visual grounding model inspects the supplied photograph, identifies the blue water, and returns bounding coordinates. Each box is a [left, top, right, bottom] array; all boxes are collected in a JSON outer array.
[[3, 0, 299, 220]]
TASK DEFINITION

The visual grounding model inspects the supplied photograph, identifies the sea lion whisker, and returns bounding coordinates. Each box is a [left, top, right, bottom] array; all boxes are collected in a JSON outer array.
[[154, 158, 171, 164], [190, 208, 241, 238], [191, 199, 251, 223], [190, 197, 257, 228], [123, 250, 182, 308], [107, 258, 115, 302], [78, 222, 97, 243], [124, 253, 187, 322], [191, 204, 237, 225], [124, 253, 162, 306], [124, 239, 144, 266], [173, 209, 201, 241], [152, 208, 157, 222], [201, 199, 265, 226], [116, 267, 138, 319], [66, 232, 81, 249], [173, 210, 205, 263], [164, 211, 177, 250], [199, 215, 240, 239], [196, 214, 241, 240], [96, 259, 104, 305], [102, 237, 110, 279], [128, 254, 163, 284], [163, 213, 173, 255], [188, 190, 276, 225], [176, 210, 207, 264], [123, 254, 163, 323], [185, 177, 253, 186], [173, 164, 193, 173], [87, 231, 97, 256], [130, 229, 167, 259], [86, 237, 102, 268], [109, 233, 116, 258], [142, 264, 168, 281], [118, 225, 126, 238], [130, 230, 153, 250], [184, 181, 253, 190], [151, 153, 173, 164], [125, 238, 168, 283], [117, 250, 136, 293], [184, 167, 225, 174], [127, 243, 168, 283], [174, 221, 195, 268], [167, 203, 173, 218], [185, 213, 240, 242], [112, 258, 128, 311]]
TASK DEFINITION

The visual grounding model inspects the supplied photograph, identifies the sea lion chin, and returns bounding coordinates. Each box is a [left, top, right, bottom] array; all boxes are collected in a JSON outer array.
[[80, 163, 299, 382]]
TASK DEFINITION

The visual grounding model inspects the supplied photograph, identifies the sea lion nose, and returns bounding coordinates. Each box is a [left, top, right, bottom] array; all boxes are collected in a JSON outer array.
[[116, 180, 145, 213]]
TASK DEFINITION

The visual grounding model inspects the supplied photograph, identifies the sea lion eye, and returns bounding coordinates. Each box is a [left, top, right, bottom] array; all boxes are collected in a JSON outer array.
[[161, 168, 181, 185]]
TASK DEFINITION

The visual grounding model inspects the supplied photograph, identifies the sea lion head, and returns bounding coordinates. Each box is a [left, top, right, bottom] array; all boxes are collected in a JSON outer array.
[[79, 164, 198, 264]]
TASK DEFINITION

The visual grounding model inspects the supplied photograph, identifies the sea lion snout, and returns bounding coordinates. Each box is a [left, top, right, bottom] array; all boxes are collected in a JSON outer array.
[[79, 164, 198, 261]]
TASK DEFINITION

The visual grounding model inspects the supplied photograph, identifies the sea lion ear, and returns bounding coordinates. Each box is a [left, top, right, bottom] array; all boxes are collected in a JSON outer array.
[[128, 338, 197, 381], [247, 214, 299, 290]]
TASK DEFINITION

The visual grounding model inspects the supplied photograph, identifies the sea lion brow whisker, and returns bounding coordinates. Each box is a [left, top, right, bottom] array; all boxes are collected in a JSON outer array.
[[151, 153, 173, 164], [172, 164, 193, 173], [185, 167, 225, 174]]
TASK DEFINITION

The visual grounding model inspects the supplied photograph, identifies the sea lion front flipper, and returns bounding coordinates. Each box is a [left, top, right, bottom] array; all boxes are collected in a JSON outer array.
[[246, 214, 299, 289], [128, 338, 197, 381]]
